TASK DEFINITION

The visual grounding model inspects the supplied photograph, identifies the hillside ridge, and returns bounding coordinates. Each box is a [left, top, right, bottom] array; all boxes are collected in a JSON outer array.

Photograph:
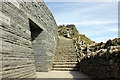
[[58, 24, 94, 44]]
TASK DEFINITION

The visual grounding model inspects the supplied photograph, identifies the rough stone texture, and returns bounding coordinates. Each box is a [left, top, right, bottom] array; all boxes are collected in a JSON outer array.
[[0, 1, 57, 78], [72, 37, 120, 79], [79, 46, 120, 79]]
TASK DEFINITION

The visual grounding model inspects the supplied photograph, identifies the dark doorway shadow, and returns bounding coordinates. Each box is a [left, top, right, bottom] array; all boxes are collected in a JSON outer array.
[[29, 19, 43, 41]]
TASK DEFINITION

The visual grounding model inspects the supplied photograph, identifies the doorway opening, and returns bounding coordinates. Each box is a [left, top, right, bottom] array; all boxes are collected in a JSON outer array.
[[29, 19, 43, 41]]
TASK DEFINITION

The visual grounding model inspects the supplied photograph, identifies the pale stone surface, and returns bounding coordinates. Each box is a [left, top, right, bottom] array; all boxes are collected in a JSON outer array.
[[36, 71, 90, 78]]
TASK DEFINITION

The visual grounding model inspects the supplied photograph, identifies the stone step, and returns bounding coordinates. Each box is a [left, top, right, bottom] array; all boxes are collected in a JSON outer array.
[[54, 56, 77, 60], [55, 53, 77, 55], [53, 62, 78, 65], [52, 68, 79, 71], [57, 42, 74, 44], [54, 58, 78, 61], [54, 57, 78, 59], [54, 55, 77, 56], [54, 60, 78, 61], [56, 48, 76, 50], [53, 60, 78, 62], [57, 42, 73, 44], [55, 50, 76, 53], [53, 37, 79, 71], [54, 59, 78, 60], [57, 45, 75, 47], [53, 65, 79, 68], [55, 52, 77, 54], [54, 55, 78, 57], [54, 54, 78, 56], [54, 57, 77, 58], [54, 53, 77, 55], [57, 44, 75, 46], [56, 50, 76, 52], [54, 55, 77, 57], [54, 56, 78, 58], [57, 43, 75, 48], [56, 45, 75, 47], [55, 52, 77, 53], [54, 60, 78, 62]]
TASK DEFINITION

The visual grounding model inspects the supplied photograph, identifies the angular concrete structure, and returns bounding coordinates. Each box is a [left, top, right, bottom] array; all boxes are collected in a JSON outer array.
[[0, 1, 57, 78]]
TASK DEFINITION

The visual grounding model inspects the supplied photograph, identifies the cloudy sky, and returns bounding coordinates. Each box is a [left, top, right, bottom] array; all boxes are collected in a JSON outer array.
[[46, 2, 118, 43]]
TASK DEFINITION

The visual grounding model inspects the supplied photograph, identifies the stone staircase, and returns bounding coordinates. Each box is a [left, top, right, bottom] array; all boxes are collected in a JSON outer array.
[[52, 36, 79, 71]]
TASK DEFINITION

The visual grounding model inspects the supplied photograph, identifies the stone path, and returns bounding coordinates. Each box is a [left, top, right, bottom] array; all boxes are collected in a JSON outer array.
[[52, 36, 80, 71], [36, 71, 90, 78]]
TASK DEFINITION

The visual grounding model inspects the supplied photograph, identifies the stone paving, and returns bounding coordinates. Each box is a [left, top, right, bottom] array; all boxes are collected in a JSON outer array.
[[36, 71, 90, 78]]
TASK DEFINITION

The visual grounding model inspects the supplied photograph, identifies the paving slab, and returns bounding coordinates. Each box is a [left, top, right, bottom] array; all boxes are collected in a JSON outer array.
[[36, 71, 90, 78]]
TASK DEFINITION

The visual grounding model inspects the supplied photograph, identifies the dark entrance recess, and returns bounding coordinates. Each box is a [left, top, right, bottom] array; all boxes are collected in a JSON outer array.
[[29, 19, 43, 41]]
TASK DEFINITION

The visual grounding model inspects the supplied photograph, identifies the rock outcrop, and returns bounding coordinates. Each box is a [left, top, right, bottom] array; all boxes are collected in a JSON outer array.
[[76, 38, 120, 78], [58, 24, 94, 44]]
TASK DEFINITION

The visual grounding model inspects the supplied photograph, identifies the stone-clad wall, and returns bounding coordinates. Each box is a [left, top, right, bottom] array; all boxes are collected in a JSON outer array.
[[0, 1, 57, 78], [33, 31, 55, 72], [1, 2, 36, 78], [19, 2, 58, 72]]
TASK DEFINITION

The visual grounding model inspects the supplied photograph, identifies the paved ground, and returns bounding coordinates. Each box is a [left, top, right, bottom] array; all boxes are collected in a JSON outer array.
[[36, 71, 90, 78]]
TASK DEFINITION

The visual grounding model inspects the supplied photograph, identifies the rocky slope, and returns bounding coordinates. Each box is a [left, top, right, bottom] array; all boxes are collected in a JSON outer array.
[[58, 24, 94, 44], [76, 38, 120, 78]]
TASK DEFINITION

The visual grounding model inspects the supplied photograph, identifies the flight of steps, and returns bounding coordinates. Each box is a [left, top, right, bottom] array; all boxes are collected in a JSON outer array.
[[52, 36, 79, 71]]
